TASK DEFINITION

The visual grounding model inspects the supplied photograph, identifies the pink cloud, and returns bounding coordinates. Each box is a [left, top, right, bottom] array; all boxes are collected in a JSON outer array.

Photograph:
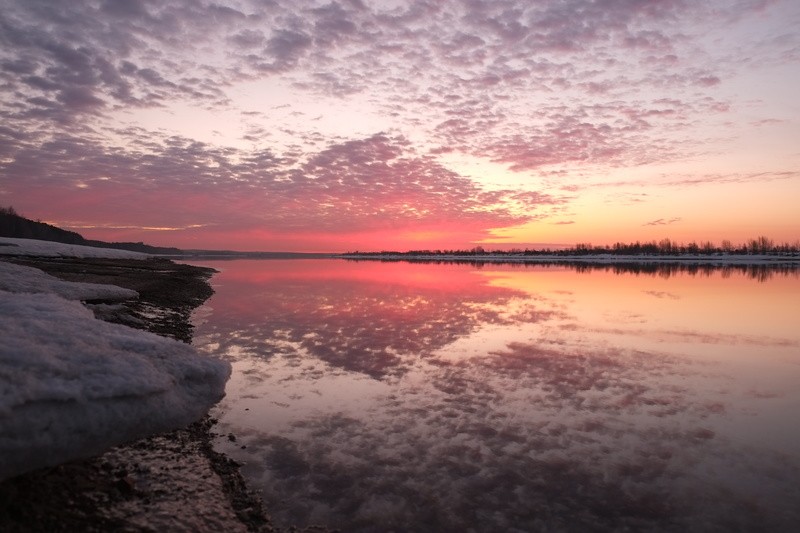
[[1, 131, 563, 250], [1, 0, 796, 249]]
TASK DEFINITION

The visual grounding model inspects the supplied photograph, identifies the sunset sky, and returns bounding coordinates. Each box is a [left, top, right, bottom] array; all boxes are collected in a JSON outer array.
[[1, 0, 798, 252]]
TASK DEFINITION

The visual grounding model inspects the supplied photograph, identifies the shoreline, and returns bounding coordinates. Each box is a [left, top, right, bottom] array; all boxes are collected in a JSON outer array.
[[338, 252, 800, 265], [0, 256, 273, 532]]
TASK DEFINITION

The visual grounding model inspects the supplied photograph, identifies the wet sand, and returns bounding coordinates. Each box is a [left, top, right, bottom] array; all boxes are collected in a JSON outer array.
[[0, 257, 274, 532]]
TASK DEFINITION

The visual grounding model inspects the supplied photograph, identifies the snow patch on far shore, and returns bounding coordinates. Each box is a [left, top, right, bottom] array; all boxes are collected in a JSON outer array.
[[0, 261, 230, 481], [0, 237, 148, 259]]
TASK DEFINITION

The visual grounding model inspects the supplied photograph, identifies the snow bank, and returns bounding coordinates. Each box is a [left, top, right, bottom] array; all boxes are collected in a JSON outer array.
[[0, 263, 230, 481], [0, 237, 148, 259], [0, 261, 138, 301]]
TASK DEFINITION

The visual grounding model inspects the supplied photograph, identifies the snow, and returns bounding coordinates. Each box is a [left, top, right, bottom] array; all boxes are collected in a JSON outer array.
[[0, 237, 148, 259], [0, 261, 138, 301], [0, 261, 230, 481]]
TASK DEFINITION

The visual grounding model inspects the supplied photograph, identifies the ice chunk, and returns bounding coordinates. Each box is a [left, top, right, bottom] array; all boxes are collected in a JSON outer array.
[[0, 261, 138, 301], [0, 291, 230, 481]]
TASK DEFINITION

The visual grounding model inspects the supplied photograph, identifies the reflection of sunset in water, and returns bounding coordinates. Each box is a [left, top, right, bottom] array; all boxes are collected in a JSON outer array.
[[481, 265, 799, 336], [193, 260, 800, 532], [198, 260, 522, 378]]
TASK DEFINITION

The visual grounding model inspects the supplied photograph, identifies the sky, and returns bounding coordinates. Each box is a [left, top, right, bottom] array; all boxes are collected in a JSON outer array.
[[0, 0, 798, 252]]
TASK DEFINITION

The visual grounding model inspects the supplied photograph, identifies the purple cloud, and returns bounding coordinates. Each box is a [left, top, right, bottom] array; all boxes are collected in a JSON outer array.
[[643, 217, 682, 226], [0, 0, 796, 248]]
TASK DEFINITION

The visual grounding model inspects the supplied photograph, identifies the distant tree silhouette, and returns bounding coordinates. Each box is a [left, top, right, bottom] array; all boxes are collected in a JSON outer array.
[[747, 236, 774, 254], [0, 206, 182, 254], [344, 236, 799, 258], [1, 206, 85, 244]]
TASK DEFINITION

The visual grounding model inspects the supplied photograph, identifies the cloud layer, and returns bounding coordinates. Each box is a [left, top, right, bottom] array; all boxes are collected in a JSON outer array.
[[1, 0, 798, 249]]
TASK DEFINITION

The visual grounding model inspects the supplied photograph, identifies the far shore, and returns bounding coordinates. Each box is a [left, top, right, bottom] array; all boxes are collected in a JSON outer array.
[[337, 252, 800, 266], [146, 250, 800, 267]]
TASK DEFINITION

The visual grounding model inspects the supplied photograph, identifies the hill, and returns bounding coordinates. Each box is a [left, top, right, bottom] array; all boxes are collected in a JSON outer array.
[[0, 206, 182, 255]]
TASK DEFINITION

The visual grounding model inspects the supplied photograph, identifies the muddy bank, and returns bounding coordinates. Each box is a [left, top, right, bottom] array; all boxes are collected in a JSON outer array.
[[0, 257, 273, 532]]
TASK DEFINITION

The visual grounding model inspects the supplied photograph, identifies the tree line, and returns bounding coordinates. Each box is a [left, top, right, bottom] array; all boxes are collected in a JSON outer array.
[[0, 205, 182, 255], [556, 236, 798, 256], [347, 236, 800, 257]]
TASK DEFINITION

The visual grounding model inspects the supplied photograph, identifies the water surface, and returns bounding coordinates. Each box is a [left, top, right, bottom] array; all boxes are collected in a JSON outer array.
[[192, 259, 800, 531]]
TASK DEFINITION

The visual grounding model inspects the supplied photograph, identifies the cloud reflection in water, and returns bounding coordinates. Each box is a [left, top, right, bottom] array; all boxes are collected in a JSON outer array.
[[199, 261, 531, 378], [194, 260, 800, 531]]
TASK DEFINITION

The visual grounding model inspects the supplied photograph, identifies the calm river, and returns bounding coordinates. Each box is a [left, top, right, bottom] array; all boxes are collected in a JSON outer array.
[[191, 259, 800, 531]]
